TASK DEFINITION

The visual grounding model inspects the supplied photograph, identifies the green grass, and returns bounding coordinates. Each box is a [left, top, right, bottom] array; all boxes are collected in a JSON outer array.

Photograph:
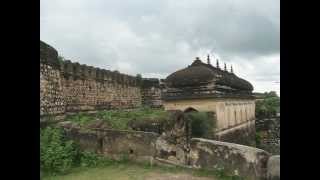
[[42, 161, 243, 180], [65, 107, 169, 130]]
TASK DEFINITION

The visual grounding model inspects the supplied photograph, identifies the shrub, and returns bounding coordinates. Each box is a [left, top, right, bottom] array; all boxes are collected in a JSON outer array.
[[40, 127, 115, 174], [96, 107, 169, 131], [80, 151, 112, 167], [255, 132, 262, 147], [40, 127, 78, 174], [186, 112, 215, 138], [66, 112, 95, 127]]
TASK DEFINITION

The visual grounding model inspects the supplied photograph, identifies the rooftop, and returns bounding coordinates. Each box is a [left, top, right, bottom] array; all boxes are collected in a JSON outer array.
[[163, 57, 254, 100]]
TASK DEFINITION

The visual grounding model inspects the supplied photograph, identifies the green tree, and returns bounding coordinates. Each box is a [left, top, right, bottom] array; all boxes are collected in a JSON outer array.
[[136, 74, 142, 79], [256, 91, 280, 118]]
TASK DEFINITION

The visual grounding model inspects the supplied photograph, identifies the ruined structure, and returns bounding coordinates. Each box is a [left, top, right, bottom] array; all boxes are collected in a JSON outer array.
[[59, 110, 270, 180], [163, 57, 256, 145], [41, 41, 256, 145], [41, 40, 279, 179]]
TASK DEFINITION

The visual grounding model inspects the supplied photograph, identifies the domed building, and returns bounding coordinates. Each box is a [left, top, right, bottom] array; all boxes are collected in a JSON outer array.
[[163, 56, 256, 145]]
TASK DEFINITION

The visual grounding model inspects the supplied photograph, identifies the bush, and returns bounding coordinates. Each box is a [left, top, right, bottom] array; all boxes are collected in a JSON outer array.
[[80, 151, 112, 167], [186, 112, 215, 138], [66, 112, 95, 127], [40, 127, 115, 175], [255, 131, 262, 146], [40, 127, 78, 174]]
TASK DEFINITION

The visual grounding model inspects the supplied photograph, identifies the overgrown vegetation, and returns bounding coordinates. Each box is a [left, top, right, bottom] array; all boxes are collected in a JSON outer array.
[[40, 127, 78, 174], [255, 91, 280, 118], [186, 112, 215, 138], [255, 131, 263, 147], [40, 126, 112, 176], [65, 108, 216, 138], [65, 107, 170, 131]]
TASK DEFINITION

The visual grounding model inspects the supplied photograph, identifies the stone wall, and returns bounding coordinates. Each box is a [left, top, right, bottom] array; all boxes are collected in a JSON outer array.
[[154, 111, 268, 179], [267, 155, 280, 180], [40, 42, 65, 119], [63, 127, 159, 162], [190, 138, 270, 180], [256, 116, 280, 155], [59, 112, 271, 180], [60, 60, 142, 112], [40, 40, 162, 119], [215, 120, 256, 146], [141, 78, 163, 108]]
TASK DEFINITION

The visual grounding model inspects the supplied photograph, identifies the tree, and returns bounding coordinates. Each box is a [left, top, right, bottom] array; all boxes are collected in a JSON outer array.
[[136, 74, 142, 79], [58, 56, 66, 64], [256, 91, 280, 118]]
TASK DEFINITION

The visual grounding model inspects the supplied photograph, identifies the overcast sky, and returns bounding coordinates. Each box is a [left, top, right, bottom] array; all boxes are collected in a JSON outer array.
[[40, 0, 280, 95]]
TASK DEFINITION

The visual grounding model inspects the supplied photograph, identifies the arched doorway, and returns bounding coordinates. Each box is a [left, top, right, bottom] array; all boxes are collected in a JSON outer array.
[[184, 107, 198, 113]]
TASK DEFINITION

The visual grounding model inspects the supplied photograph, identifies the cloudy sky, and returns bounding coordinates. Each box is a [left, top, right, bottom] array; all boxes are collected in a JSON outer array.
[[40, 0, 280, 95]]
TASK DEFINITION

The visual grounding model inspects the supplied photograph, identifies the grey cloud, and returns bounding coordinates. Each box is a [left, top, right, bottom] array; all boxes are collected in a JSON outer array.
[[40, 0, 279, 94]]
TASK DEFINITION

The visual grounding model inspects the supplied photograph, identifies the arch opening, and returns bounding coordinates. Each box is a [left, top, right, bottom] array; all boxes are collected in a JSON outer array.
[[184, 107, 198, 113]]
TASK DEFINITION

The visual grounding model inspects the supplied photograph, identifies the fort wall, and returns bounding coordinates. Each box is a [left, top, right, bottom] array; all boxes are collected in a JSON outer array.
[[40, 43, 66, 118], [40, 41, 161, 119], [59, 60, 142, 112]]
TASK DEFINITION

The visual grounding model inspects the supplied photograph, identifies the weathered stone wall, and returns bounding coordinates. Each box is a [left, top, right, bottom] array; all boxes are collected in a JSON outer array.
[[60, 60, 142, 112], [141, 78, 163, 108], [59, 113, 270, 180], [63, 126, 159, 162], [99, 129, 159, 162], [256, 117, 280, 155], [190, 138, 270, 180], [267, 155, 280, 180], [215, 120, 256, 146], [40, 42, 66, 119], [154, 111, 268, 179], [40, 40, 163, 119]]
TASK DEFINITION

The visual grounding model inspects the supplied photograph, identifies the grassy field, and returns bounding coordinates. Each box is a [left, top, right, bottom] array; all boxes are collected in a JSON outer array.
[[42, 162, 241, 180]]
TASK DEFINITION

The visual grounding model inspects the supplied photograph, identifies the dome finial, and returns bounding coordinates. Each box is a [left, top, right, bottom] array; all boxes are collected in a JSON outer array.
[[224, 63, 227, 71], [207, 54, 211, 65], [216, 59, 220, 69]]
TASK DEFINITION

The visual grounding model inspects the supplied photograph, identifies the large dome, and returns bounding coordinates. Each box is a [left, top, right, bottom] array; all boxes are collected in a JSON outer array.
[[165, 59, 217, 87], [165, 58, 253, 92]]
